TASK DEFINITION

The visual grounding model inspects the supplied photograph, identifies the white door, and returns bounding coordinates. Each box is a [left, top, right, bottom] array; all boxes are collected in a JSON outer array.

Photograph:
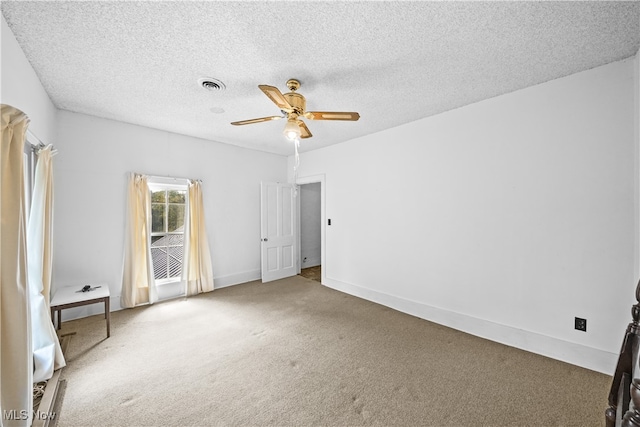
[[261, 182, 297, 283]]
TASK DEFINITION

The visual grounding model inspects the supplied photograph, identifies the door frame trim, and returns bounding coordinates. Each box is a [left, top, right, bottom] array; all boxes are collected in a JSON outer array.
[[296, 174, 326, 285]]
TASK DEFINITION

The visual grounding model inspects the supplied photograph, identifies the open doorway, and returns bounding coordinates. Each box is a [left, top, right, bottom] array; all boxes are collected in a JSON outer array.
[[299, 182, 321, 282]]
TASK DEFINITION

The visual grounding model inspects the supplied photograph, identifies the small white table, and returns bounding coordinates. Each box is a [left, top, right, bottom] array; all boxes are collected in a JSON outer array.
[[50, 284, 110, 338]]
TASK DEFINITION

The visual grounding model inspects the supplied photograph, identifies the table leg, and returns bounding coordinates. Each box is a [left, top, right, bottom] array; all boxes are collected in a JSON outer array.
[[57, 309, 61, 330], [105, 297, 110, 338]]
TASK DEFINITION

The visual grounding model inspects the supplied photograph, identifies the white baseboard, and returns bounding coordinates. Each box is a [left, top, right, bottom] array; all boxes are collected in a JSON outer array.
[[55, 270, 618, 375], [324, 276, 618, 375], [214, 269, 261, 289]]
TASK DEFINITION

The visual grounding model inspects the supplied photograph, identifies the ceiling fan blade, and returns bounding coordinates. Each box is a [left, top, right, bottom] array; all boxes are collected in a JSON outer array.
[[305, 111, 360, 121], [231, 116, 283, 126], [259, 85, 293, 112], [298, 121, 312, 139]]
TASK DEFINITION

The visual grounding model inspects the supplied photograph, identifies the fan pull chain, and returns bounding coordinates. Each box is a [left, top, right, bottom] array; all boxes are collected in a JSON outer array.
[[293, 137, 300, 198]]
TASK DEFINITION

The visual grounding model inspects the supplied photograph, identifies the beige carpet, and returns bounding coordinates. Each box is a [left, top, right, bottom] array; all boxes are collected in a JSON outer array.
[[57, 276, 611, 426]]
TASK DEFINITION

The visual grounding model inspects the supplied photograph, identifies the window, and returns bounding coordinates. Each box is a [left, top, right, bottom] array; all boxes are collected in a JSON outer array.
[[150, 186, 187, 282]]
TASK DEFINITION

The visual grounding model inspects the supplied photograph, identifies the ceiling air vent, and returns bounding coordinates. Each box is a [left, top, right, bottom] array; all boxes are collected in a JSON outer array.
[[198, 77, 226, 91]]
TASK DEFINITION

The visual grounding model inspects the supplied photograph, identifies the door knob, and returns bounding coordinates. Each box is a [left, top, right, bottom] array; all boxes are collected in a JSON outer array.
[[261, 238, 268, 242]]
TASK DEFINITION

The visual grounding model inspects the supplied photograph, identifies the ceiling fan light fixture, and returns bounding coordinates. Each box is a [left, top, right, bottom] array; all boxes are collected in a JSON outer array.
[[283, 119, 301, 141]]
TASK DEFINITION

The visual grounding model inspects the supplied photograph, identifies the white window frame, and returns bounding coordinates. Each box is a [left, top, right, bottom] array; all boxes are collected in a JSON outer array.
[[23, 136, 39, 215], [148, 180, 189, 286]]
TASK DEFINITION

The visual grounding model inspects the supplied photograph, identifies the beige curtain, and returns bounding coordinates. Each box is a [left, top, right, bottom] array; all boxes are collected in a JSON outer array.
[[183, 180, 214, 296], [1, 104, 33, 427], [28, 145, 66, 383], [121, 173, 156, 308]]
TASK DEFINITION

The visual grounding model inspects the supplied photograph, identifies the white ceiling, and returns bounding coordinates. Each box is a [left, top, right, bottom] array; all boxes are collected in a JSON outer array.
[[2, 1, 639, 156]]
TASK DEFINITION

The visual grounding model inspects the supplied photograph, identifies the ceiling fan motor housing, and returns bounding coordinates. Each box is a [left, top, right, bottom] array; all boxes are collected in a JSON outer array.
[[284, 92, 306, 116]]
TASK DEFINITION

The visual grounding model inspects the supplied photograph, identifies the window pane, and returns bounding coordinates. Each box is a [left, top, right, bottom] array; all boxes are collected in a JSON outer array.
[[151, 235, 166, 247], [151, 247, 168, 280], [168, 204, 185, 232], [151, 203, 166, 233], [167, 246, 183, 278], [165, 234, 183, 246], [168, 190, 185, 204], [151, 190, 166, 203]]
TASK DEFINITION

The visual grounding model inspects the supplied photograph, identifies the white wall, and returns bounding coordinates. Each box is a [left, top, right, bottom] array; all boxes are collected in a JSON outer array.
[[1, 15, 57, 143], [54, 111, 287, 318], [292, 58, 637, 374], [300, 182, 321, 267]]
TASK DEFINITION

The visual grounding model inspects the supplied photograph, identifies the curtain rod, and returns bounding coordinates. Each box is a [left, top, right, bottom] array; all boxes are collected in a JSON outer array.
[[26, 129, 58, 155], [26, 129, 44, 146]]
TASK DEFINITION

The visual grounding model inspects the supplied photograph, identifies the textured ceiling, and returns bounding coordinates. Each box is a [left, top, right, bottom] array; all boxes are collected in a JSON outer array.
[[2, 1, 639, 156]]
